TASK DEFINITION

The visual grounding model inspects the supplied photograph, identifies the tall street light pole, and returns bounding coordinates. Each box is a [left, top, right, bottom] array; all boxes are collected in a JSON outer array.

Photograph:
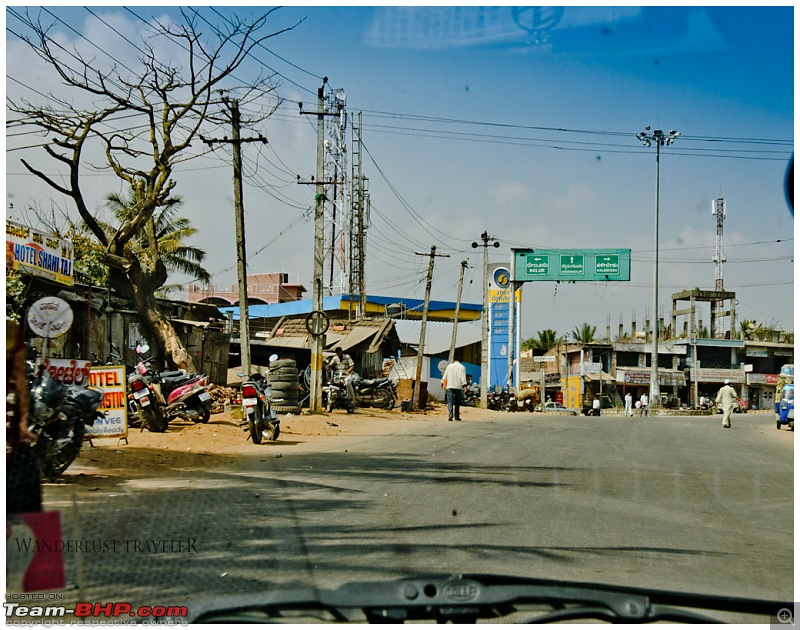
[[636, 127, 680, 411], [472, 232, 500, 409]]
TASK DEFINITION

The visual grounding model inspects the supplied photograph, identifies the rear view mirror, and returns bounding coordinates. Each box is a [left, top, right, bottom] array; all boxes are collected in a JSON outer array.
[[269, 354, 279, 363]]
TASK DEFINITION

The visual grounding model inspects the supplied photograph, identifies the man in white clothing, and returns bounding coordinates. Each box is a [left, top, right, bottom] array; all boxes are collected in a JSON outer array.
[[624, 392, 633, 417], [441, 359, 467, 421]]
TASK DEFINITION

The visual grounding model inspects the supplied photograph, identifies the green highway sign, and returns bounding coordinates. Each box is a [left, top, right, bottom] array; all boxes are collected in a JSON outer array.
[[514, 249, 631, 282], [560, 254, 584, 275], [525, 254, 550, 276]]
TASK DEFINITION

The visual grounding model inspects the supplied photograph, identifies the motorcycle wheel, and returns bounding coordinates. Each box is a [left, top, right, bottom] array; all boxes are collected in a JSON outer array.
[[249, 410, 263, 444], [347, 404, 355, 414], [193, 404, 211, 424], [326, 396, 334, 413], [40, 421, 85, 481], [142, 403, 168, 433], [374, 389, 394, 410]]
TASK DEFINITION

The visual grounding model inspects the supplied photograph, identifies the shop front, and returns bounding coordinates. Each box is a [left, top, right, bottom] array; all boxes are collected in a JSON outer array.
[[746, 372, 779, 411]]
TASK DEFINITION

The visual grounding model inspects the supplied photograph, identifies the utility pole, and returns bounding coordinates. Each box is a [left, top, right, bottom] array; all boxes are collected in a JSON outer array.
[[200, 98, 267, 377], [472, 232, 500, 409], [413, 246, 449, 410], [299, 79, 348, 412], [448, 260, 469, 365], [310, 82, 326, 412]]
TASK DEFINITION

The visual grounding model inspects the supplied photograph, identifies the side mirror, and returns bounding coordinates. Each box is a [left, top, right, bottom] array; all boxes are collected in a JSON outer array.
[[139, 344, 150, 354], [268, 354, 279, 363]]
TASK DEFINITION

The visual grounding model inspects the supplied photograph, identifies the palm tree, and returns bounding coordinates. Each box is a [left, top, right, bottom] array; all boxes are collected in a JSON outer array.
[[105, 190, 211, 290], [571, 323, 597, 344], [523, 329, 559, 353]]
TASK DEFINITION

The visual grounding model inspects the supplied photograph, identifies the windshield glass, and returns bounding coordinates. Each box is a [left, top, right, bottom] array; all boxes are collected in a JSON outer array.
[[5, 4, 793, 624]]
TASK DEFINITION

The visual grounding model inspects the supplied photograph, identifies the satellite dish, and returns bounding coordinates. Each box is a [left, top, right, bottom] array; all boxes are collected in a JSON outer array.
[[437, 360, 448, 374], [27, 296, 73, 339]]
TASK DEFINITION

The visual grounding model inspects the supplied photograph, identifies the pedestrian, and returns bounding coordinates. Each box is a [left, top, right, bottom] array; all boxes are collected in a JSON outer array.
[[716, 379, 738, 428], [441, 358, 467, 421], [640, 392, 649, 416], [624, 392, 633, 417], [329, 346, 357, 405], [592, 396, 601, 416]]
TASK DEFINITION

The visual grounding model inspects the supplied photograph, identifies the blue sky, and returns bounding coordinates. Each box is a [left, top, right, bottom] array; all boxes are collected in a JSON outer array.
[[5, 6, 795, 338]]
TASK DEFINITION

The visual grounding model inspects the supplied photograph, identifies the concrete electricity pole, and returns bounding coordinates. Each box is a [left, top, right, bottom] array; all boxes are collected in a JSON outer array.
[[448, 260, 469, 365], [200, 98, 267, 377], [472, 232, 500, 409], [413, 246, 449, 410]]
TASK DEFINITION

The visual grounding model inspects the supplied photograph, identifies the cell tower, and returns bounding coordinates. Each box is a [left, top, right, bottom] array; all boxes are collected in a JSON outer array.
[[322, 89, 349, 296], [712, 198, 727, 318]]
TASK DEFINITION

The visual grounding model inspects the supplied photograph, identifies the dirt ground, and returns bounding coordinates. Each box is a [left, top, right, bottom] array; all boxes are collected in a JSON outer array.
[[69, 401, 498, 482]]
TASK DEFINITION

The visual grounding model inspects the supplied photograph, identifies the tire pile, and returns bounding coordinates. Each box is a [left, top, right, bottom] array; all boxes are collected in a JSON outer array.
[[268, 358, 302, 414]]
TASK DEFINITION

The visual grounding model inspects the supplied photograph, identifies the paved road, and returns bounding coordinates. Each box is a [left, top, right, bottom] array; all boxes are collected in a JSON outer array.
[[37, 410, 793, 612]]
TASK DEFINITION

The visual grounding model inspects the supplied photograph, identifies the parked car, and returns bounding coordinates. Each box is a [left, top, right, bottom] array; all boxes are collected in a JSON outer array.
[[543, 401, 579, 415], [716, 398, 748, 414]]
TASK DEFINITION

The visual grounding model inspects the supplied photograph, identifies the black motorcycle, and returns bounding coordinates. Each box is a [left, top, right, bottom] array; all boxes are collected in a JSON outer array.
[[240, 355, 282, 444], [351, 374, 396, 410], [28, 366, 105, 480]]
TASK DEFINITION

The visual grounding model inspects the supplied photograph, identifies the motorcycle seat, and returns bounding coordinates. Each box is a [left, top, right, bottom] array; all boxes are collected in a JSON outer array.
[[159, 370, 187, 379], [357, 377, 391, 388], [160, 374, 199, 389]]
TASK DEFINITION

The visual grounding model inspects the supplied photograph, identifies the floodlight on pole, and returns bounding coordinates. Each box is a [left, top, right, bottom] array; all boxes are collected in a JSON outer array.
[[637, 127, 680, 410], [472, 232, 501, 410]]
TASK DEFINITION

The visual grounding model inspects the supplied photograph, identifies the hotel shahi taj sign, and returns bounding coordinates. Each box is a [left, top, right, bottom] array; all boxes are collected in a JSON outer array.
[[6, 221, 74, 286]]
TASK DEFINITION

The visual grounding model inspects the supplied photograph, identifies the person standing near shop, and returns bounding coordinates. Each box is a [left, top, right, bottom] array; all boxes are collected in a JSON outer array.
[[716, 379, 738, 428], [640, 392, 649, 416], [441, 358, 467, 421], [624, 392, 633, 417]]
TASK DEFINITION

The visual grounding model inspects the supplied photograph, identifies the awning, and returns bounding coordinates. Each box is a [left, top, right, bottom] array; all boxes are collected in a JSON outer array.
[[172, 318, 211, 328], [326, 326, 378, 352], [583, 371, 615, 383]]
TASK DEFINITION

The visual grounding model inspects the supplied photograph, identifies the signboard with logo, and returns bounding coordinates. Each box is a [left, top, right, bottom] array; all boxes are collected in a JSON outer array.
[[86, 366, 128, 438], [747, 373, 779, 385], [6, 221, 74, 286], [513, 248, 631, 282], [697, 367, 745, 384], [488, 264, 521, 303]]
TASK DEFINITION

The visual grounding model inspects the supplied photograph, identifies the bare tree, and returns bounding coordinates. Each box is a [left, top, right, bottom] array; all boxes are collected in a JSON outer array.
[[9, 8, 299, 370]]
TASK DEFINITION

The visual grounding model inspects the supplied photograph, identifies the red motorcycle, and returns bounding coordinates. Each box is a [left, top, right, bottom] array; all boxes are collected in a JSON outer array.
[[135, 344, 213, 425]]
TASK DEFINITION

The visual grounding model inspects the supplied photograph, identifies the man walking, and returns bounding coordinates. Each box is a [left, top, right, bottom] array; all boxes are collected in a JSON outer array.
[[441, 358, 467, 421], [716, 379, 738, 428], [624, 392, 633, 417], [640, 392, 649, 416]]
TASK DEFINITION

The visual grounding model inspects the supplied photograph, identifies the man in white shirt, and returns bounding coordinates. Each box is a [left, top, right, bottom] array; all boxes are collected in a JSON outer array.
[[441, 359, 467, 421], [640, 392, 649, 416], [624, 392, 633, 417]]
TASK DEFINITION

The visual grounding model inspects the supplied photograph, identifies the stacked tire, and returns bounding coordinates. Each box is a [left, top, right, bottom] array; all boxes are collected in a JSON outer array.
[[268, 358, 302, 414]]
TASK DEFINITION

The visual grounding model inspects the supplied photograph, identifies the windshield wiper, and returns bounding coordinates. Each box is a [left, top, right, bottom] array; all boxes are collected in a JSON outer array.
[[180, 574, 791, 624]]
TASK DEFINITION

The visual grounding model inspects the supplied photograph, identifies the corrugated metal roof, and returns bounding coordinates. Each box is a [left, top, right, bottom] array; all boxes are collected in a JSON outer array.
[[394, 320, 482, 356]]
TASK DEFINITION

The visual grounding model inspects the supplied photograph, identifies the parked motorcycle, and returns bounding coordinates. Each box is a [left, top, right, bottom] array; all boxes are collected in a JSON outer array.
[[323, 370, 356, 414], [28, 365, 105, 480], [463, 382, 481, 407], [351, 374, 396, 410], [240, 354, 282, 444], [135, 344, 213, 426]]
